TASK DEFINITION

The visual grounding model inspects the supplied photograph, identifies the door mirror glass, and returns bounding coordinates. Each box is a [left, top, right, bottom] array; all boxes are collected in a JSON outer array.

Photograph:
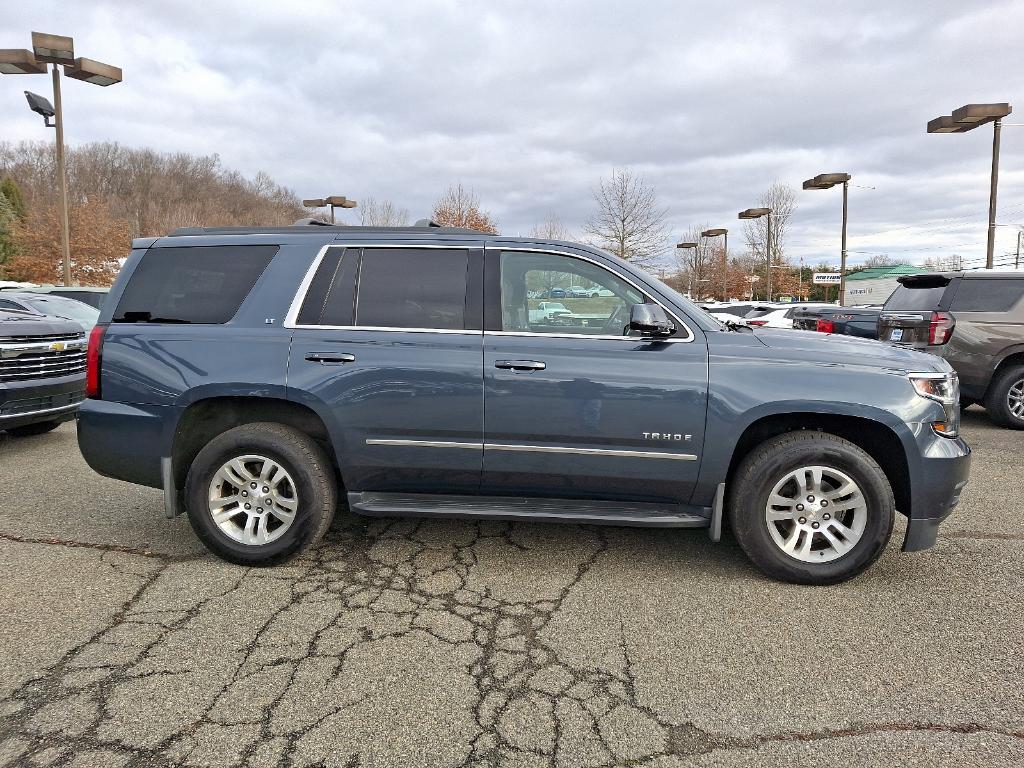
[[629, 303, 675, 337]]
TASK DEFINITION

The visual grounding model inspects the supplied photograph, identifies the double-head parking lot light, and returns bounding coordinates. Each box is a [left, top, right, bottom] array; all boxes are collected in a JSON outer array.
[[739, 208, 773, 300], [1, 31, 122, 286], [927, 103, 1012, 268], [802, 173, 851, 305], [302, 196, 358, 224], [701, 228, 728, 300]]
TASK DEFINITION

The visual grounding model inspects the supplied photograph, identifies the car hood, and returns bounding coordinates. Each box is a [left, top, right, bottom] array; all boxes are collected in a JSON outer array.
[[749, 328, 952, 375], [0, 310, 84, 338]]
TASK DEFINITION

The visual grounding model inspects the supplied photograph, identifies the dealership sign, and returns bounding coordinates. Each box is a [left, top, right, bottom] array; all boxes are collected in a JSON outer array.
[[813, 272, 842, 285]]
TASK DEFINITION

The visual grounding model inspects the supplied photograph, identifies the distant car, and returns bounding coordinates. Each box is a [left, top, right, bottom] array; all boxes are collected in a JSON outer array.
[[700, 302, 756, 318], [792, 306, 883, 339], [8, 285, 109, 310], [744, 303, 833, 329], [587, 288, 615, 298], [878, 271, 1024, 429], [529, 301, 574, 323], [541, 288, 568, 299], [0, 292, 100, 331]]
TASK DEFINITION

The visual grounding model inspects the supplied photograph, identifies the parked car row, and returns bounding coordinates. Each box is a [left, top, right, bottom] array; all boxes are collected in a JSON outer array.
[[700, 270, 1024, 429]]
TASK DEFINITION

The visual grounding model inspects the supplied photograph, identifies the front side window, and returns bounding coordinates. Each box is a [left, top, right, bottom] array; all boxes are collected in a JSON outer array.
[[499, 251, 645, 336], [356, 248, 468, 330]]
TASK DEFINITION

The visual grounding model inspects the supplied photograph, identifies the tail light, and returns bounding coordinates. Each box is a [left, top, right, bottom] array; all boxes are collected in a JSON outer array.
[[928, 311, 955, 345], [816, 319, 835, 334], [747, 319, 768, 327], [86, 324, 107, 399]]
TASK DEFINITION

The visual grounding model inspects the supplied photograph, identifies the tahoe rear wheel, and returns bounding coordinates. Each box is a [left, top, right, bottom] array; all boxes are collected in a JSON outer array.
[[185, 422, 336, 566], [984, 364, 1024, 430], [728, 432, 894, 585]]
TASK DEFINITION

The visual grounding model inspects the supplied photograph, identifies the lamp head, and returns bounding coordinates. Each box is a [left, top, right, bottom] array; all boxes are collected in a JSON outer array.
[[24, 90, 56, 126]]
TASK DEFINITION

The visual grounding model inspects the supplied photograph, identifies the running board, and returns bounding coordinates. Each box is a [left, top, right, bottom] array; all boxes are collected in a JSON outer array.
[[347, 492, 710, 528]]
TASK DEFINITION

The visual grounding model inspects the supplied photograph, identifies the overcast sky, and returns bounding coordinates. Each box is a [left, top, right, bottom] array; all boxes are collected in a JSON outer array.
[[3, 0, 1023, 269]]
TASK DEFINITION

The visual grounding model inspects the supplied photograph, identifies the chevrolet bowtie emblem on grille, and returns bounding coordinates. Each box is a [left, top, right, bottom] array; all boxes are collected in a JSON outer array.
[[50, 342, 66, 352]]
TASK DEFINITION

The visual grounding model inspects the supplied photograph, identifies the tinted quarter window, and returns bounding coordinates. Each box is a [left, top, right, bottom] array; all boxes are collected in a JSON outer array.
[[884, 284, 948, 311], [113, 245, 277, 324], [951, 279, 1024, 312], [355, 248, 468, 330]]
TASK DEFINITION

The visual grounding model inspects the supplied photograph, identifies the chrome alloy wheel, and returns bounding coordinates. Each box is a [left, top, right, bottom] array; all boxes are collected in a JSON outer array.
[[764, 465, 867, 563], [207, 455, 298, 546], [1008, 379, 1024, 420]]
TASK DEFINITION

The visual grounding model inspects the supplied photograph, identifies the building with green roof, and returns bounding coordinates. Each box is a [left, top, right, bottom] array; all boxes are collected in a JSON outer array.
[[843, 264, 928, 305]]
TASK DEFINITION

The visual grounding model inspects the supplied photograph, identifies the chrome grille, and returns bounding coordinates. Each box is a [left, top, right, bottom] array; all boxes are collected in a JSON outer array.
[[0, 334, 87, 382]]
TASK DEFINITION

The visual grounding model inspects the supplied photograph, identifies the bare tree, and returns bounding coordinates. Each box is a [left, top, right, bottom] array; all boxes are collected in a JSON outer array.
[[673, 224, 717, 297], [862, 253, 896, 268], [360, 196, 410, 227], [529, 213, 571, 241], [584, 168, 669, 270], [742, 181, 797, 267], [431, 183, 498, 233]]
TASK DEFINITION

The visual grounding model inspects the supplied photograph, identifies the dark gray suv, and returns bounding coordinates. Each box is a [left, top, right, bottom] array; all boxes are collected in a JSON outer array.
[[878, 272, 1024, 429], [77, 224, 971, 584]]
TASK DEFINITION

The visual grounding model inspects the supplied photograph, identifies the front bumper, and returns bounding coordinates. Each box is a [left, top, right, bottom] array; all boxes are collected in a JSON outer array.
[[0, 374, 85, 431], [901, 431, 971, 552]]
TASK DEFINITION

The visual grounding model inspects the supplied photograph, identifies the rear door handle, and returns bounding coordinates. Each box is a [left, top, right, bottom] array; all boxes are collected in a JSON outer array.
[[305, 352, 356, 364], [494, 360, 546, 371]]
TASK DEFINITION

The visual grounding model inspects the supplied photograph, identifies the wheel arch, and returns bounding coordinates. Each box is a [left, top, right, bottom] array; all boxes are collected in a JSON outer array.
[[724, 412, 912, 518], [171, 396, 333, 491]]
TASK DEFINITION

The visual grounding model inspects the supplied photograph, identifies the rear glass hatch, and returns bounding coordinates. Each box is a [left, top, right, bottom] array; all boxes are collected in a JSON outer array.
[[878, 275, 951, 347]]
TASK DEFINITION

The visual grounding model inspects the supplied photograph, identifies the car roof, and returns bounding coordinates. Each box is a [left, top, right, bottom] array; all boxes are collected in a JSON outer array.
[[4, 285, 109, 293]]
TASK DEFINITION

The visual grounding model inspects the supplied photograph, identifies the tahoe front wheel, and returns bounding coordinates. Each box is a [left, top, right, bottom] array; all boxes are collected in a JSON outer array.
[[185, 422, 337, 566], [728, 432, 894, 585]]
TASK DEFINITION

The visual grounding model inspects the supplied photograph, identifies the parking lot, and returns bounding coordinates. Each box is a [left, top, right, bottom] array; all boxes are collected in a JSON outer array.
[[0, 410, 1021, 768]]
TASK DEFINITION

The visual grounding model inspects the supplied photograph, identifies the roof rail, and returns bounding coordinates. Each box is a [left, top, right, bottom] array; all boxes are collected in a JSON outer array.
[[167, 224, 485, 237]]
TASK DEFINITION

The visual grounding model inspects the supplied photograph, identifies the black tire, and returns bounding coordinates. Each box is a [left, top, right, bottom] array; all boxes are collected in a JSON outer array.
[[185, 422, 337, 566], [983, 364, 1024, 430], [728, 431, 895, 585], [6, 420, 62, 437]]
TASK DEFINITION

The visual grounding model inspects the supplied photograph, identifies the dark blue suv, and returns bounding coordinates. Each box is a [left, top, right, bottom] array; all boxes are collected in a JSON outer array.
[[77, 224, 971, 584]]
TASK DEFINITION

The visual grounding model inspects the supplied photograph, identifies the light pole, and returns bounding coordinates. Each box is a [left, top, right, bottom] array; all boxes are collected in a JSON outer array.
[[675, 241, 698, 297], [302, 196, 357, 224], [739, 208, 772, 300], [701, 228, 728, 300], [927, 103, 1012, 269], [1, 32, 122, 286], [803, 173, 851, 305]]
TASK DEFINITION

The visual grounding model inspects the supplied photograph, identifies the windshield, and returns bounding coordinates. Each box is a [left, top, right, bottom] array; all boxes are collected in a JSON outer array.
[[23, 296, 100, 324]]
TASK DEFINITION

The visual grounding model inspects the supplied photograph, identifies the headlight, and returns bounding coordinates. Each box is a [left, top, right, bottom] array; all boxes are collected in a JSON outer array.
[[909, 372, 959, 437]]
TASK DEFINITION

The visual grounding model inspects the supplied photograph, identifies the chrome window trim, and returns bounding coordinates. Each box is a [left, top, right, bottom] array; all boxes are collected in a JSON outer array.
[[284, 242, 478, 330], [493, 246, 694, 343], [364, 437, 696, 461], [285, 242, 695, 342]]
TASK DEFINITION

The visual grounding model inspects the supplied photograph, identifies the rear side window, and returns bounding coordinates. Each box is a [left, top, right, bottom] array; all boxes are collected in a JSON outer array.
[[114, 245, 277, 324], [950, 279, 1024, 312], [355, 248, 468, 330], [884, 284, 948, 311]]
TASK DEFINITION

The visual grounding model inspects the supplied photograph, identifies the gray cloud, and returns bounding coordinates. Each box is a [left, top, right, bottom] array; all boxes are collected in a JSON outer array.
[[2, 0, 1022, 267]]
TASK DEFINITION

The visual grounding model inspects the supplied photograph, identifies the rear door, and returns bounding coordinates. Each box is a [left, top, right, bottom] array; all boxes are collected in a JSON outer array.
[[287, 243, 484, 494], [878, 276, 952, 347]]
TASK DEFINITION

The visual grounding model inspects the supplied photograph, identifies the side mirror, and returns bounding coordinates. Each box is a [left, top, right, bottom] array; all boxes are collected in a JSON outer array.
[[629, 303, 675, 338]]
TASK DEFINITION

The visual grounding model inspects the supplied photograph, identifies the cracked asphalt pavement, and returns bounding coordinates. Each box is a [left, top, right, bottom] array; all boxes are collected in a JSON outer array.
[[0, 408, 1022, 767]]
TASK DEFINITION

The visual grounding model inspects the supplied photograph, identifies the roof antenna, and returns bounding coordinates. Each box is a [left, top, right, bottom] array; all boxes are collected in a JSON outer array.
[[414, 218, 442, 227], [293, 217, 331, 226]]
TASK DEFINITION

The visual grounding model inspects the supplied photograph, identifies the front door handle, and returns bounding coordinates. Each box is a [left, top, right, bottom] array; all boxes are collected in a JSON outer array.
[[305, 352, 356, 364], [495, 360, 546, 371]]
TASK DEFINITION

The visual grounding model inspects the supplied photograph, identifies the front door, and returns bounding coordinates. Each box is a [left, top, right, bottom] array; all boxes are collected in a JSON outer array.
[[288, 243, 484, 494], [482, 247, 708, 504]]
